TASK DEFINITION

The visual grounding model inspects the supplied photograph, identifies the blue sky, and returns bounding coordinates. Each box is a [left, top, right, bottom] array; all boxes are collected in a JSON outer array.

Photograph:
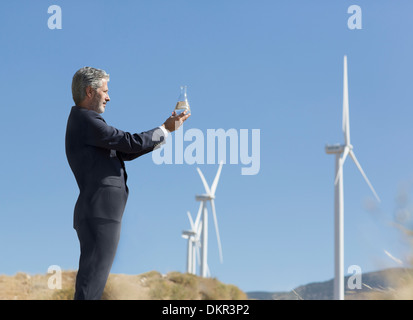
[[1, 0, 413, 293]]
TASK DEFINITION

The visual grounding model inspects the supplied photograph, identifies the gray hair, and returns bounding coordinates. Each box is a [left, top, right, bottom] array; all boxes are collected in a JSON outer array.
[[71, 67, 110, 105]]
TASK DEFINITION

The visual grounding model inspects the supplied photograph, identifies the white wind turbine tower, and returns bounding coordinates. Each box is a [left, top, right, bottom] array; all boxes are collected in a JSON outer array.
[[196, 161, 224, 278], [182, 206, 202, 274], [325, 55, 380, 300]]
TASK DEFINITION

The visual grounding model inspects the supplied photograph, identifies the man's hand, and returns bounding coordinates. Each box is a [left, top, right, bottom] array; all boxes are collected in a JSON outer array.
[[162, 110, 191, 132]]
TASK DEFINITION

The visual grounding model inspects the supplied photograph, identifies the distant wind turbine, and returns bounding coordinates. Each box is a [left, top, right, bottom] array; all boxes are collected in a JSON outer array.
[[196, 161, 224, 278], [182, 206, 202, 274], [325, 55, 380, 300]]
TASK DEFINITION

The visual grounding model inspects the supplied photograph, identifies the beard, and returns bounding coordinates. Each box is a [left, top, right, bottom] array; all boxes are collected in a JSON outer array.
[[91, 94, 106, 114]]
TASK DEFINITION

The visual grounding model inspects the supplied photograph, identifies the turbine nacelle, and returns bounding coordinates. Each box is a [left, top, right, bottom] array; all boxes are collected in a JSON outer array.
[[182, 230, 196, 238], [195, 194, 215, 201], [325, 144, 353, 155]]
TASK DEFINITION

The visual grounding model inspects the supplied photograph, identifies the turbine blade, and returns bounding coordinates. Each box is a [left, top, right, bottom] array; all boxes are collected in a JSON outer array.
[[187, 211, 195, 231], [197, 167, 211, 194], [196, 247, 201, 266], [343, 55, 350, 145], [210, 199, 223, 263], [342, 56, 347, 132], [334, 159, 342, 186], [194, 202, 203, 229], [349, 150, 381, 202], [211, 161, 224, 196], [334, 146, 349, 185], [196, 221, 203, 241]]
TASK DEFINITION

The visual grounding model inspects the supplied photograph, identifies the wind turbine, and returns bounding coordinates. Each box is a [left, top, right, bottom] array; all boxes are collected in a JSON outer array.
[[181, 228, 196, 274], [196, 161, 224, 278], [325, 55, 380, 300], [182, 206, 202, 274]]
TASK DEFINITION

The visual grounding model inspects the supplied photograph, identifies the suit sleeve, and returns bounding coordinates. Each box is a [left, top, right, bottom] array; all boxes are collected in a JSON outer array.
[[84, 112, 166, 157], [118, 126, 169, 161]]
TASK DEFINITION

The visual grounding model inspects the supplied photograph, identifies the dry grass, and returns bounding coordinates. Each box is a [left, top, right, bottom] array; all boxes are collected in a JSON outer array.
[[0, 270, 246, 300], [378, 269, 413, 300], [349, 180, 413, 300]]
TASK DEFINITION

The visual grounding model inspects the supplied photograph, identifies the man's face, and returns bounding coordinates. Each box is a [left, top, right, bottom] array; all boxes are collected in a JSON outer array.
[[91, 79, 110, 113]]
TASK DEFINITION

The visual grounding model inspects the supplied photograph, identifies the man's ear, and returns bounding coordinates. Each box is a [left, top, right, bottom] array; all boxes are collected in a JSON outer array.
[[85, 86, 94, 98]]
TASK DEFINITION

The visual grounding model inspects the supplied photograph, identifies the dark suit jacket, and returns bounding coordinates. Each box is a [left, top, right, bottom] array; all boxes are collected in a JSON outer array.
[[65, 106, 165, 229]]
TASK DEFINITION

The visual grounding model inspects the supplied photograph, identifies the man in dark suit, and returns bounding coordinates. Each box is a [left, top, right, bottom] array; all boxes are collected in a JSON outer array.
[[65, 67, 190, 300]]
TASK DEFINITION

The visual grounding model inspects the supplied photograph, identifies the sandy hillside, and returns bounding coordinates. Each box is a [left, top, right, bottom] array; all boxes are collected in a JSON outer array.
[[0, 270, 247, 300]]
